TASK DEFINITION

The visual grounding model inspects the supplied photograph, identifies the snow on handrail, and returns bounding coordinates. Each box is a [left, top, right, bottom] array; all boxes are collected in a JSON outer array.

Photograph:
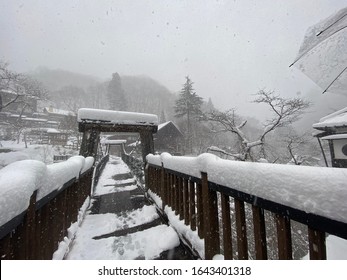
[[0, 156, 94, 227], [147, 153, 347, 225]]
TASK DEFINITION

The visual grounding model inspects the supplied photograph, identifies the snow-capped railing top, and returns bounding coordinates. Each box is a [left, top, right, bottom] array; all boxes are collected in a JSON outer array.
[[0, 156, 94, 228], [78, 108, 158, 126], [147, 152, 347, 225]]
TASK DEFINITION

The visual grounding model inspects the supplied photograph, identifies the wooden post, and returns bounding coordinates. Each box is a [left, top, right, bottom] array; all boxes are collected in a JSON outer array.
[[189, 180, 196, 231], [235, 199, 248, 260], [308, 227, 326, 260], [184, 178, 189, 225], [252, 205, 268, 259], [170, 173, 175, 209], [26, 191, 37, 259], [161, 164, 166, 210], [196, 182, 204, 238], [221, 194, 233, 260], [275, 214, 292, 260], [179, 177, 184, 220], [140, 130, 155, 163], [201, 172, 220, 260], [174, 175, 179, 215]]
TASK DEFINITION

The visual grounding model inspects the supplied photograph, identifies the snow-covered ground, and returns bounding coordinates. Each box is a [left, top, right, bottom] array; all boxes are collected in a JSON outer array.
[[63, 157, 180, 260], [0, 140, 78, 168]]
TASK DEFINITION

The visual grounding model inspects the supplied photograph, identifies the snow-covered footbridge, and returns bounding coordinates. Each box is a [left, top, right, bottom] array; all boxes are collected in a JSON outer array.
[[1, 109, 347, 260]]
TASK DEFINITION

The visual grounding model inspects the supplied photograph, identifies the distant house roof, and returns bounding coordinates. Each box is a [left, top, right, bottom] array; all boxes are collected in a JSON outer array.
[[44, 106, 75, 116], [157, 121, 183, 136], [313, 107, 347, 132]]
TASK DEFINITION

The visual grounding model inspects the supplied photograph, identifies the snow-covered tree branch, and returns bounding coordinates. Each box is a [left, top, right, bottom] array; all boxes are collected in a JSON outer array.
[[207, 90, 310, 161]]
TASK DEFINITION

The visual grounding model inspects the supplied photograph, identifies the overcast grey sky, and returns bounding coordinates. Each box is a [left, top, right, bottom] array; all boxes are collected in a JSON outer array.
[[1, 0, 346, 118]]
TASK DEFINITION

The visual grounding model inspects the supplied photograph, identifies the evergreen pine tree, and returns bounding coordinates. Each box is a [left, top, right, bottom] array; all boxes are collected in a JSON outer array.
[[107, 73, 127, 111], [160, 110, 167, 123], [174, 76, 203, 153]]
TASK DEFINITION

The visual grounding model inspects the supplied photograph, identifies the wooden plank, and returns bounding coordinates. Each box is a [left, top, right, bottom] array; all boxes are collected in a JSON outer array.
[[0, 233, 12, 259], [170, 173, 175, 209], [201, 172, 220, 260], [189, 180, 196, 231], [184, 178, 189, 225], [179, 177, 184, 220], [196, 182, 204, 239], [235, 199, 248, 260], [26, 192, 37, 259], [308, 227, 326, 260], [174, 175, 179, 215], [252, 205, 268, 259], [221, 194, 233, 260], [275, 214, 292, 260], [161, 166, 166, 210]]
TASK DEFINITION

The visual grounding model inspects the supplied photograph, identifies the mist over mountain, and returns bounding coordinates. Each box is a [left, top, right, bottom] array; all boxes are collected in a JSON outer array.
[[29, 67, 177, 120], [121, 75, 177, 120], [29, 67, 101, 91]]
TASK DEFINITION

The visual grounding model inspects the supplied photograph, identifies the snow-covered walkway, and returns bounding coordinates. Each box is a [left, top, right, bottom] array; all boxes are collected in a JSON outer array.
[[65, 156, 194, 260]]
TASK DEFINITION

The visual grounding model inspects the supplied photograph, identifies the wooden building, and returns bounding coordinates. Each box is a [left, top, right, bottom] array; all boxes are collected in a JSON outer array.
[[313, 107, 347, 168], [154, 121, 183, 155]]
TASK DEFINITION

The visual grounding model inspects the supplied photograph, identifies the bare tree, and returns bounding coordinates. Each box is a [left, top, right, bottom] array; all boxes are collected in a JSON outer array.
[[1, 61, 48, 144], [1, 61, 48, 111], [207, 90, 310, 161]]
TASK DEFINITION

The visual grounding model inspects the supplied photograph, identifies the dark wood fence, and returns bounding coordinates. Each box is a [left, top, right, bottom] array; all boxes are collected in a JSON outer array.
[[0, 156, 108, 260], [53, 155, 71, 162], [146, 161, 347, 260], [122, 153, 145, 185]]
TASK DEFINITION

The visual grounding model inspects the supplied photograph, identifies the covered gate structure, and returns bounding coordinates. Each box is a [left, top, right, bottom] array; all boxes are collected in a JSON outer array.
[[77, 108, 158, 161]]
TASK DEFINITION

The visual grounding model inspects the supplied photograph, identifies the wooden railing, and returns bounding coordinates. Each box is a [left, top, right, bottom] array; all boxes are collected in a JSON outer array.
[[146, 153, 347, 260], [122, 153, 145, 185], [0, 156, 107, 260]]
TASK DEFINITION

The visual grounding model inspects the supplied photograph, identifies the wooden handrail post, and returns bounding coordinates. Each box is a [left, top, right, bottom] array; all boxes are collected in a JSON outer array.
[[189, 180, 196, 231], [221, 194, 233, 260], [184, 178, 189, 225], [235, 199, 248, 260], [201, 172, 220, 260], [275, 214, 292, 260], [179, 177, 184, 220], [308, 227, 326, 260], [196, 181, 204, 238], [174, 175, 179, 215], [252, 205, 268, 259], [161, 164, 166, 211], [26, 191, 37, 259]]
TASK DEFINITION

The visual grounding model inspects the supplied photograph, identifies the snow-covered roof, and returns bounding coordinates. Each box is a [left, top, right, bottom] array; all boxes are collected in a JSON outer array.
[[157, 121, 183, 135], [321, 133, 347, 140], [78, 108, 158, 126], [44, 107, 75, 116], [313, 107, 347, 130], [147, 153, 347, 224], [23, 117, 47, 122], [47, 128, 60, 134], [102, 139, 127, 145], [158, 121, 171, 130]]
